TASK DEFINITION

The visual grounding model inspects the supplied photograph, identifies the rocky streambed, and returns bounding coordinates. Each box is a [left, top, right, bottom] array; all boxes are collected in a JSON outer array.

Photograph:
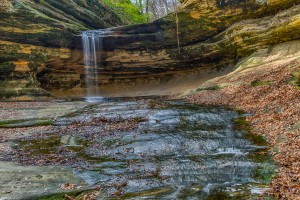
[[0, 98, 276, 199]]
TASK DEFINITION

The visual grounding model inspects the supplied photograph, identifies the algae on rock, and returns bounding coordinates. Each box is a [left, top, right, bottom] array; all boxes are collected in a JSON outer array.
[[0, 0, 131, 100]]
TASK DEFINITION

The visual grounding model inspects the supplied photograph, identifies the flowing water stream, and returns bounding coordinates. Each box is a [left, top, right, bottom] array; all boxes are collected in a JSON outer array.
[[67, 100, 273, 199], [6, 99, 273, 199], [0, 30, 275, 199]]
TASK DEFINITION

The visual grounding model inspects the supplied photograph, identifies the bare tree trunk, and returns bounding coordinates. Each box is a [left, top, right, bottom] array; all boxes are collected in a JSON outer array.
[[149, 0, 158, 20], [145, 0, 150, 22], [164, 0, 169, 13], [175, 4, 180, 55], [138, 0, 143, 14], [134, 0, 179, 22]]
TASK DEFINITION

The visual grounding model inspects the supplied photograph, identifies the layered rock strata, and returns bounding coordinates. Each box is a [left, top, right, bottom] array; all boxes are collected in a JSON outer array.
[[38, 0, 300, 97], [1, 0, 300, 99], [0, 0, 124, 100]]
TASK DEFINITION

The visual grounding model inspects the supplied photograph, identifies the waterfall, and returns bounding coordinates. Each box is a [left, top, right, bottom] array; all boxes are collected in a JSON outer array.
[[82, 30, 109, 102]]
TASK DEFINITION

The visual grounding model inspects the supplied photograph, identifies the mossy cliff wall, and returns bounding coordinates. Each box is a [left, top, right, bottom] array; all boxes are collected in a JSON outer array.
[[0, 0, 125, 100], [1, 0, 300, 99], [37, 0, 300, 97]]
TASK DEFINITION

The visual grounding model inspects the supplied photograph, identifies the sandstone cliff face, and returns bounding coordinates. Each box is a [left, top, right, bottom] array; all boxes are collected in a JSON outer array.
[[1, 0, 300, 99], [0, 0, 123, 47], [0, 0, 125, 100], [37, 0, 300, 97]]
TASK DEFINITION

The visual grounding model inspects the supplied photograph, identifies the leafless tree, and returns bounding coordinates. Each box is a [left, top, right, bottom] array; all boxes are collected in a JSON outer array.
[[132, 0, 180, 22]]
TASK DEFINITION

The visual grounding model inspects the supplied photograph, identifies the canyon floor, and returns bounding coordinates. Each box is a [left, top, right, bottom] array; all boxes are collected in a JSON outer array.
[[0, 97, 275, 200], [187, 41, 300, 199], [1, 41, 300, 199]]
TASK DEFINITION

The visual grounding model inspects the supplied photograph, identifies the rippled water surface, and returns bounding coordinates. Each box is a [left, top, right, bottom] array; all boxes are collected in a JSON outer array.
[[12, 99, 275, 199]]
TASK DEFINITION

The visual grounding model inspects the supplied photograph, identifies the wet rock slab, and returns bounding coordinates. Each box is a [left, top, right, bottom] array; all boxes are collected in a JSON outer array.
[[58, 100, 274, 199], [0, 162, 84, 200], [0, 99, 275, 199]]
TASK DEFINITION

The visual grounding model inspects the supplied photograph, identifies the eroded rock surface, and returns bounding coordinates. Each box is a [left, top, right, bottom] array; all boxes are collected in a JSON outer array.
[[38, 0, 300, 98], [0, 0, 299, 100], [0, 162, 84, 200], [0, 0, 125, 100], [0, 99, 276, 199]]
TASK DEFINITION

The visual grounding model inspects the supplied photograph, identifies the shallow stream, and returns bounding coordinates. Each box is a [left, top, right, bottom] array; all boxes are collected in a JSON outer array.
[[0, 99, 275, 199]]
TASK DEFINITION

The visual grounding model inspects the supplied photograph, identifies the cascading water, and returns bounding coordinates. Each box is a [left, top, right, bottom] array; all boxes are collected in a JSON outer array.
[[82, 30, 110, 102]]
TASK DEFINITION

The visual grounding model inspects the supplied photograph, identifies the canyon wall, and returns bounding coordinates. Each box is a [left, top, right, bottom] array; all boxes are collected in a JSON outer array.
[[0, 0, 124, 100], [38, 0, 300, 98], [1, 0, 300, 99]]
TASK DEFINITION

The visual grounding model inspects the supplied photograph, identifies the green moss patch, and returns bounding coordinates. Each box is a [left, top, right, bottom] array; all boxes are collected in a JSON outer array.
[[18, 135, 61, 155], [291, 71, 300, 89], [250, 80, 270, 87], [119, 187, 174, 200], [233, 117, 268, 146], [233, 116, 278, 189], [0, 61, 15, 74], [0, 118, 53, 128], [196, 85, 222, 92], [36, 189, 92, 200], [252, 163, 277, 184]]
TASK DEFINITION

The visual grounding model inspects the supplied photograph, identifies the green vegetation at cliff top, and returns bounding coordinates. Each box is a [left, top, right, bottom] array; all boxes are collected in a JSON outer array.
[[103, 0, 147, 24]]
